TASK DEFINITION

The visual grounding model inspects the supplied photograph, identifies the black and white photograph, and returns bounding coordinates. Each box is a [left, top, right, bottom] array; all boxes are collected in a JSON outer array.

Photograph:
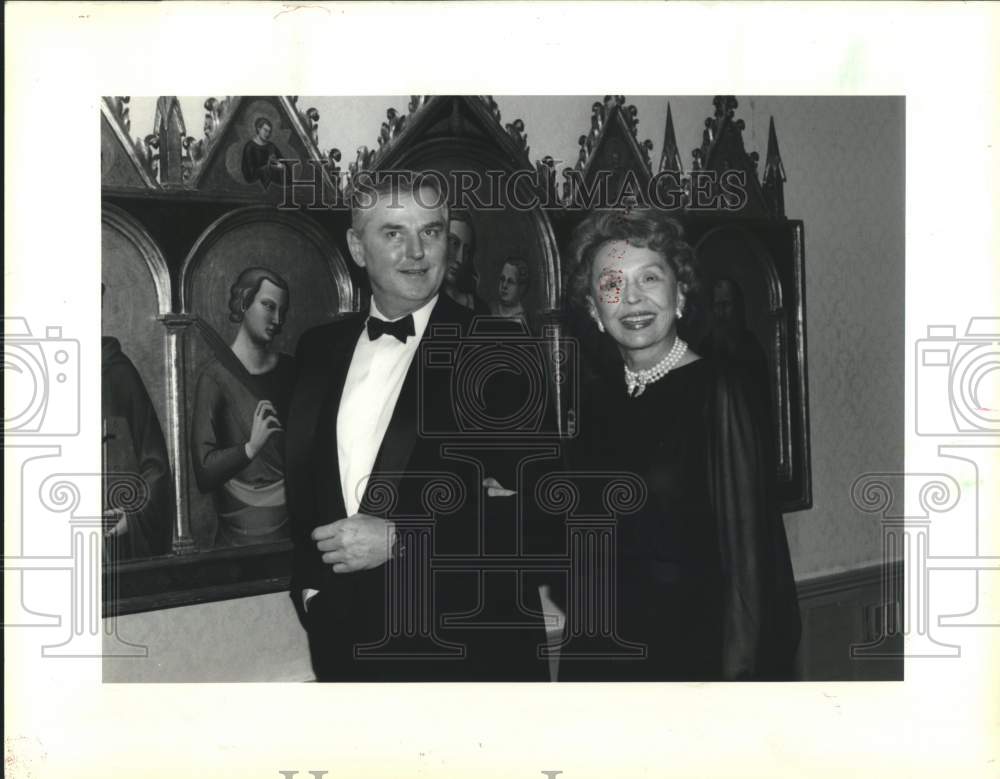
[[5, 3, 998, 778], [98, 92, 868, 685]]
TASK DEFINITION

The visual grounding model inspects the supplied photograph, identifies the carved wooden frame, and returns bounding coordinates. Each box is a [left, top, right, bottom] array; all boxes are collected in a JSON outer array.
[[686, 216, 812, 512]]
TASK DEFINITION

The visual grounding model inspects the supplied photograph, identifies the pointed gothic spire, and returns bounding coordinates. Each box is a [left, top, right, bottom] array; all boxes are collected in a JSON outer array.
[[658, 102, 684, 173], [152, 96, 189, 185], [762, 116, 786, 217]]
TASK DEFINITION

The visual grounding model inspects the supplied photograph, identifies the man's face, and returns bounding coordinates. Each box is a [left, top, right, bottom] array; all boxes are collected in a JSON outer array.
[[242, 279, 288, 347], [257, 122, 272, 142], [347, 188, 448, 318], [497, 262, 523, 305], [445, 220, 474, 285]]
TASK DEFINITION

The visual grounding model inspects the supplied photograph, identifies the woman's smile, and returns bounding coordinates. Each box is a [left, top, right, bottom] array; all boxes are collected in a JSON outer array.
[[619, 311, 658, 330]]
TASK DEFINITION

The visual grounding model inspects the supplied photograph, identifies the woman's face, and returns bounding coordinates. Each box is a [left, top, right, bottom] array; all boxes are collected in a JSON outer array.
[[588, 240, 681, 362]]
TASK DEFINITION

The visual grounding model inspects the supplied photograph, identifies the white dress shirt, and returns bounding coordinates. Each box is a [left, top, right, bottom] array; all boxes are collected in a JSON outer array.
[[303, 295, 437, 611], [336, 295, 437, 515]]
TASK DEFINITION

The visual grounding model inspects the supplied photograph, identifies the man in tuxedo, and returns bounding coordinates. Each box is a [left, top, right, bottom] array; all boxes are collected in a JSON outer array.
[[286, 172, 550, 682]]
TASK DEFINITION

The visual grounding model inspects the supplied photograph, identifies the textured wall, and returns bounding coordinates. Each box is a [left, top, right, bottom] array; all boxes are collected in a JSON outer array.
[[103, 96, 905, 681], [760, 97, 905, 579]]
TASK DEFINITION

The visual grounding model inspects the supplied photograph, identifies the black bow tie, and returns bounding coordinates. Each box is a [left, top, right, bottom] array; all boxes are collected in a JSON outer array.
[[366, 314, 415, 343]]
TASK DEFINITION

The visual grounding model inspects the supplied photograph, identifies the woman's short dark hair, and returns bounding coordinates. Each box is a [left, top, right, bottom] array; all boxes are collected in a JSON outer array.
[[565, 210, 699, 313], [253, 116, 272, 133], [228, 267, 290, 323]]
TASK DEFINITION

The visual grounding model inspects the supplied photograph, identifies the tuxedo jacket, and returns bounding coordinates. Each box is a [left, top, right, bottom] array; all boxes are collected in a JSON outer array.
[[285, 294, 550, 681]]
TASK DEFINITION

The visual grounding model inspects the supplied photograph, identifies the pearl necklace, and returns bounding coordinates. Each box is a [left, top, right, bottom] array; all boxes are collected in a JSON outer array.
[[624, 337, 688, 398]]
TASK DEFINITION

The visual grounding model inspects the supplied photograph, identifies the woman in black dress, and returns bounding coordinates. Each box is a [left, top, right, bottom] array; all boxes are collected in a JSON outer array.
[[557, 209, 800, 681]]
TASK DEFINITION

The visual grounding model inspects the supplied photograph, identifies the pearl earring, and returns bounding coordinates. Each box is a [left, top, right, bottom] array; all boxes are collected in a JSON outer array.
[[596, 319, 605, 333]]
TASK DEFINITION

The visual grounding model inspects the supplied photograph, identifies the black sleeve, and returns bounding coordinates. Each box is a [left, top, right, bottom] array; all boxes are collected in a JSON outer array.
[[284, 329, 330, 620], [705, 361, 801, 680]]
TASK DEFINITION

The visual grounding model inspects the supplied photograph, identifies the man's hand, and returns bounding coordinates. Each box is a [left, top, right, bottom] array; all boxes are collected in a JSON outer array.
[[312, 514, 396, 574]]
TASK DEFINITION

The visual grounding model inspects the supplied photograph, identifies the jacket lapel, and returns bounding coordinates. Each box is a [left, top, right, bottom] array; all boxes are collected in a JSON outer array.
[[290, 315, 365, 521], [327, 319, 368, 516], [359, 295, 468, 515]]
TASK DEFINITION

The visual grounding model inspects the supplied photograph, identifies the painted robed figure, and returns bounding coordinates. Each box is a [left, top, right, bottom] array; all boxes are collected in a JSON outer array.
[[190, 267, 296, 548]]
